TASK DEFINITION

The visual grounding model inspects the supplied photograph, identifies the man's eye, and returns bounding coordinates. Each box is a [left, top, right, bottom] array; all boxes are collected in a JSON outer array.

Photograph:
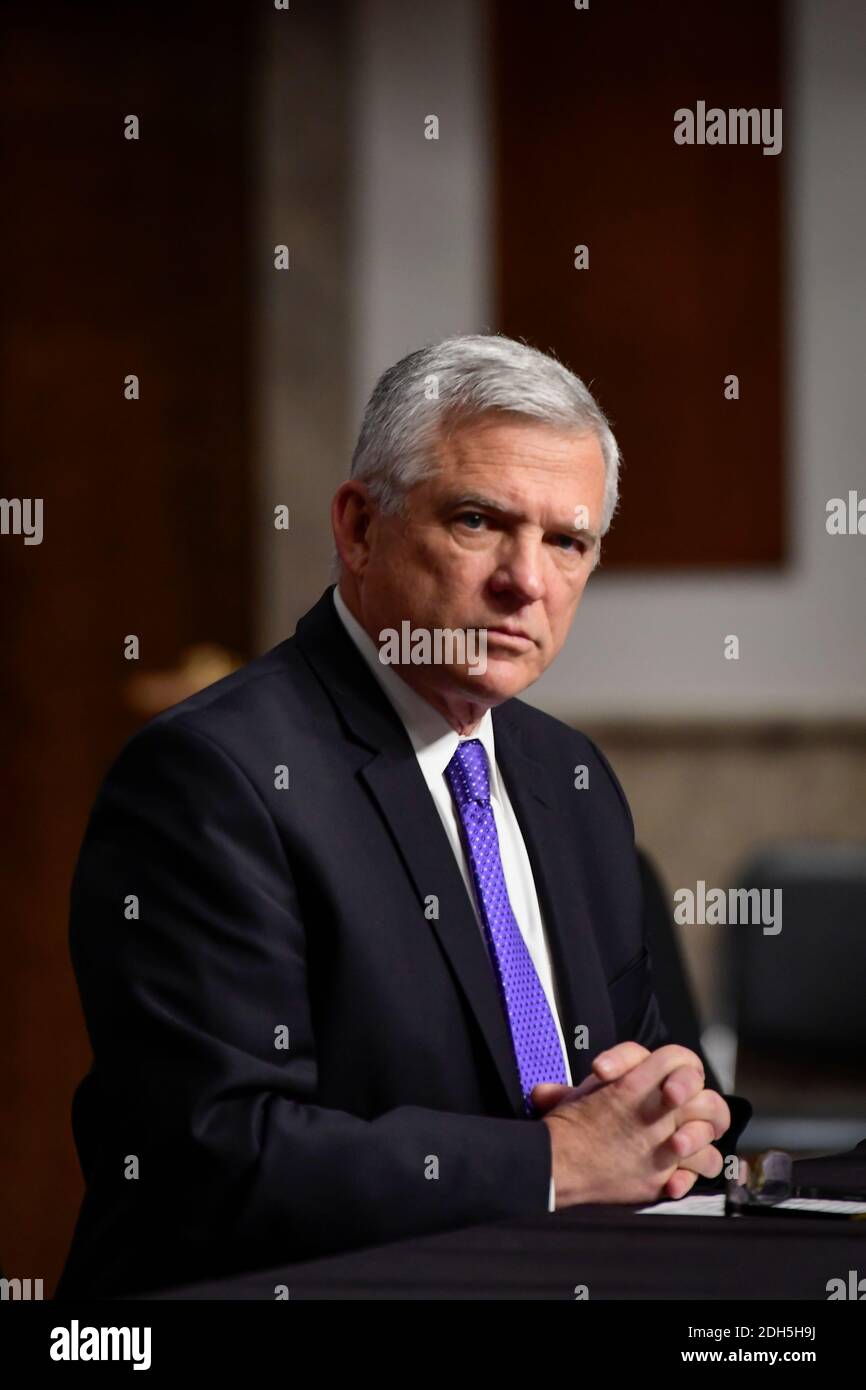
[[457, 511, 485, 529], [554, 534, 583, 552]]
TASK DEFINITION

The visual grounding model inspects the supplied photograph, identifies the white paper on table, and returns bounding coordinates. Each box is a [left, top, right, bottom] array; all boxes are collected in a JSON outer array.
[[636, 1194, 866, 1216]]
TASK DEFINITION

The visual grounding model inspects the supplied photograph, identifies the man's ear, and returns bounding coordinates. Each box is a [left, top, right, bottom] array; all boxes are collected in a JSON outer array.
[[331, 481, 374, 576]]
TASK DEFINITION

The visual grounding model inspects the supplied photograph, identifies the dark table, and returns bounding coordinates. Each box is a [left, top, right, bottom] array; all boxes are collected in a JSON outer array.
[[150, 1147, 866, 1300]]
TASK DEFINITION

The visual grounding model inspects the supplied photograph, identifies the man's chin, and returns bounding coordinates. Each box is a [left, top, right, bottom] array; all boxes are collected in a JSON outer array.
[[450, 658, 535, 703]]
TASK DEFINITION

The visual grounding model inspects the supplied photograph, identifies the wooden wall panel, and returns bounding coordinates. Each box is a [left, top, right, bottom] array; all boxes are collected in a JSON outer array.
[[0, 0, 253, 1291], [492, 0, 786, 568]]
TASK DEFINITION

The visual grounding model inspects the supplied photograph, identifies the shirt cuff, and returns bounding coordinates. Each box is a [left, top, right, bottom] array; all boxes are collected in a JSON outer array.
[[547, 1174, 556, 1213]]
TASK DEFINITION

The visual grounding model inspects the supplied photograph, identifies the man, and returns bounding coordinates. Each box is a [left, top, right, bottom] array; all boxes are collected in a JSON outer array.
[[57, 334, 750, 1298]]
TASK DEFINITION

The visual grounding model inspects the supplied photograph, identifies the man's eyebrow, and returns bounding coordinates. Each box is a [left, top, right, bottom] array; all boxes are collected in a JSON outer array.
[[447, 492, 600, 545]]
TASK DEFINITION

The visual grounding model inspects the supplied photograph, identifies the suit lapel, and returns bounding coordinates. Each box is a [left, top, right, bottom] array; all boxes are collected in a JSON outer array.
[[359, 755, 528, 1114], [295, 588, 526, 1114]]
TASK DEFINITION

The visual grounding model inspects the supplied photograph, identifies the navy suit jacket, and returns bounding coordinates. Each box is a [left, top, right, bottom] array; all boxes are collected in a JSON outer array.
[[56, 585, 750, 1297]]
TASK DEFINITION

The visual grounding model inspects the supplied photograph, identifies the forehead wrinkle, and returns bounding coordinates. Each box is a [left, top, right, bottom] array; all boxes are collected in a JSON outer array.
[[426, 423, 605, 541], [439, 422, 603, 490]]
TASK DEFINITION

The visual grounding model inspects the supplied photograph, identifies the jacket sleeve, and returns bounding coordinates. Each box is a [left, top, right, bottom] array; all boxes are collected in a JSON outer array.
[[67, 720, 552, 1292]]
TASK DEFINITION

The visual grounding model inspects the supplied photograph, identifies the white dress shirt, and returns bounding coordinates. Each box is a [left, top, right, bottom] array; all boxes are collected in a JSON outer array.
[[332, 586, 571, 1212]]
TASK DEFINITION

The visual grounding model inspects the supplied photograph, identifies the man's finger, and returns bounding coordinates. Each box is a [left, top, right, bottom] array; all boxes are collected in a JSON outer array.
[[663, 1168, 699, 1200], [679, 1148, 725, 1182], [675, 1090, 731, 1142], [665, 1142, 725, 1182], [530, 1082, 580, 1113], [591, 1042, 651, 1082], [669, 1119, 715, 1159], [617, 1044, 707, 1119], [531, 1066, 611, 1113], [660, 1065, 706, 1109]]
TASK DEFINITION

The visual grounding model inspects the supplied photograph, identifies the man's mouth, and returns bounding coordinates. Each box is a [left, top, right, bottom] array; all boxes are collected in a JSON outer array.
[[483, 626, 534, 649]]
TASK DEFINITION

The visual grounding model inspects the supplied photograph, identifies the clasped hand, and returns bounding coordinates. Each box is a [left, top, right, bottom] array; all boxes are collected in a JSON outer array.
[[534, 1042, 730, 1207]]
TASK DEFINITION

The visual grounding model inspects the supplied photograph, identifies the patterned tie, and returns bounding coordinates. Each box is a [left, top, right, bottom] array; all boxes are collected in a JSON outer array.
[[444, 738, 568, 1115]]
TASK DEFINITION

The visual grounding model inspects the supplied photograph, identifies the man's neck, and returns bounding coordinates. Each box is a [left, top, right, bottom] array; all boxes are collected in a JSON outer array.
[[337, 580, 488, 736]]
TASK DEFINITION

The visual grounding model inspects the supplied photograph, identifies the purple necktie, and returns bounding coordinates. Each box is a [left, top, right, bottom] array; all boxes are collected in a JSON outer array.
[[445, 739, 568, 1115]]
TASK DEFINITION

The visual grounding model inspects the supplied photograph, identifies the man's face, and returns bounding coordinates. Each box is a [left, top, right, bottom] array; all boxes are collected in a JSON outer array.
[[346, 413, 606, 708]]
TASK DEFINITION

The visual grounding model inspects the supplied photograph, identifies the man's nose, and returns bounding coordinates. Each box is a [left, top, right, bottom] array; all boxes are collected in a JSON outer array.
[[489, 537, 546, 604]]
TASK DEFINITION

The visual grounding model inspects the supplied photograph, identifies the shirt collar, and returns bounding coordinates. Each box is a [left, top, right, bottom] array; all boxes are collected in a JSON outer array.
[[331, 585, 502, 797]]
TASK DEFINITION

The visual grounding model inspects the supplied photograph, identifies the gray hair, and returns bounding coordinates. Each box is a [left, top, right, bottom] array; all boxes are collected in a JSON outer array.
[[332, 333, 620, 577]]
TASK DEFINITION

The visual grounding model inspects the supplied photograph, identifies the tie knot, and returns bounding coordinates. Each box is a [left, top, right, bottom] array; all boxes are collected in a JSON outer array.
[[445, 738, 491, 808]]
